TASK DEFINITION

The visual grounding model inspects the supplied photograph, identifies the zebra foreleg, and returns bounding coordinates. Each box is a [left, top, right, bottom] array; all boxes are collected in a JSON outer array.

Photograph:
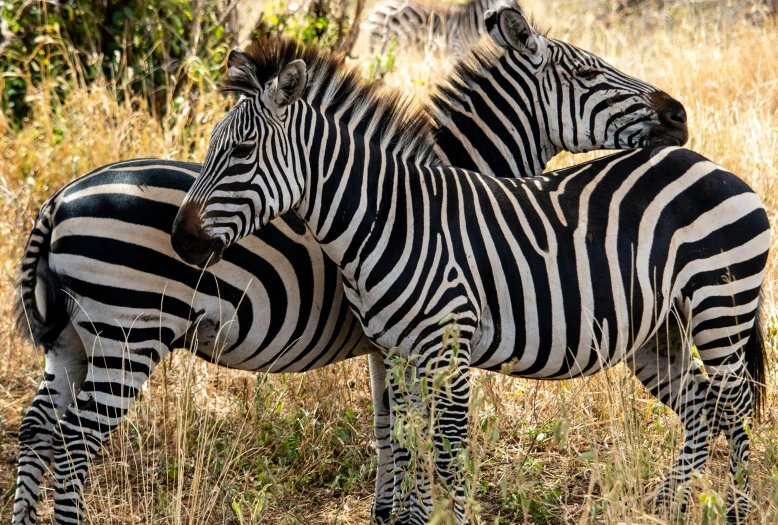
[[13, 323, 87, 525], [49, 334, 168, 524], [386, 341, 471, 525], [429, 349, 470, 524], [368, 352, 394, 522], [629, 319, 711, 518]]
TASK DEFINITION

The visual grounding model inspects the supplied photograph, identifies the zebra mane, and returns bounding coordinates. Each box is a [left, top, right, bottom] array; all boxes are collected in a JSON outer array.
[[427, 38, 506, 126], [221, 37, 437, 165]]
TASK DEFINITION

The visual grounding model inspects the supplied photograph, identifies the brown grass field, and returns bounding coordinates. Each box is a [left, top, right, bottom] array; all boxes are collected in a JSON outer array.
[[1, 0, 778, 523]]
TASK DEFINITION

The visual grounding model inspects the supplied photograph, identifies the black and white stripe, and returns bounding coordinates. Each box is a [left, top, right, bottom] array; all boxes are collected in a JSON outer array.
[[173, 15, 769, 525], [13, 8, 691, 524], [365, 0, 513, 57]]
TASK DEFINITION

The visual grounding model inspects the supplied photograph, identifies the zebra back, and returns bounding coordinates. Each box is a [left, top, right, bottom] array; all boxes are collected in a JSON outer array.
[[366, 0, 516, 56]]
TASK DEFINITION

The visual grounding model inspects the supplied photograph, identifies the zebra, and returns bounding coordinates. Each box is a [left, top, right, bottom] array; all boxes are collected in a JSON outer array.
[[364, 0, 514, 57], [11, 8, 690, 524], [171, 13, 770, 525]]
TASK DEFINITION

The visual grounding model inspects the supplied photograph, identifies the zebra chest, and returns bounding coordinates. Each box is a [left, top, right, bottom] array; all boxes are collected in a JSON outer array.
[[187, 318, 228, 356]]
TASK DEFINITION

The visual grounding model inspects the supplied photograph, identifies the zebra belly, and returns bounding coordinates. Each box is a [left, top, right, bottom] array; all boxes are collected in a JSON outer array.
[[469, 296, 636, 380]]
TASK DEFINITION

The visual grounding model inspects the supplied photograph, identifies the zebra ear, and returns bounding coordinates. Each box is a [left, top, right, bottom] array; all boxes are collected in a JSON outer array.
[[486, 6, 540, 56], [264, 59, 308, 110]]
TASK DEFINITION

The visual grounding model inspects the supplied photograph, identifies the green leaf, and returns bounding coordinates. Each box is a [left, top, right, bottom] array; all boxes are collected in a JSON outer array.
[[438, 313, 456, 325], [578, 451, 596, 462]]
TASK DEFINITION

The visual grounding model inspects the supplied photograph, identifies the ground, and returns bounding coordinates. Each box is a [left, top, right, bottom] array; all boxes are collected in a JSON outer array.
[[1, 0, 778, 523]]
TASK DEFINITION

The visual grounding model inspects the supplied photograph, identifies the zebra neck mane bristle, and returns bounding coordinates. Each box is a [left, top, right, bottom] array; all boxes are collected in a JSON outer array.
[[221, 36, 437, 165], [428, 38, 508, 125]]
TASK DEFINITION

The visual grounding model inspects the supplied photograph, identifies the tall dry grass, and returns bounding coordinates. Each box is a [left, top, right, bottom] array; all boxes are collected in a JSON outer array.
[[1, 0, 778, 523]]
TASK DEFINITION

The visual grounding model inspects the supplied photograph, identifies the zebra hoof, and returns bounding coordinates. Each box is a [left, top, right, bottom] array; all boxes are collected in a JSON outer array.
[[652, 491, 687, 523], [726, 502, 751, 524], [371, 505, 393, 524]]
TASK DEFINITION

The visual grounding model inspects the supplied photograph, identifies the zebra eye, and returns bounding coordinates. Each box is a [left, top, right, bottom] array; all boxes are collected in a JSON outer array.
[[576, 68, 602, 81], [232, 143, 255, 159]]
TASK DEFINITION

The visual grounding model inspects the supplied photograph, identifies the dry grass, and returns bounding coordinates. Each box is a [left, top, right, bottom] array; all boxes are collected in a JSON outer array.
[[1, 0, 778, 523]]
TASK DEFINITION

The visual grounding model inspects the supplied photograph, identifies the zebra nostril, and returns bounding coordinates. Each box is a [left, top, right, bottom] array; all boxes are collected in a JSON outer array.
[[171, 201, 210, 265], [660, 98, 687, 128], [668, 108, 686, 125], [649, 92, 688, 131], [171, 226, 199, 262]]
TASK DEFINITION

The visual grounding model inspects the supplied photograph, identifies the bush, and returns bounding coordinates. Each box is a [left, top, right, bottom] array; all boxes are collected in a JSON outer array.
[[0, 0, 239, 127], [254, 0, 365, 54]]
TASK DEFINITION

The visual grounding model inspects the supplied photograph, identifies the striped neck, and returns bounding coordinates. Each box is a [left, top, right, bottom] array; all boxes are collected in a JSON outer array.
[[294, 102, 428, 272], [429, 45, 559, 178]]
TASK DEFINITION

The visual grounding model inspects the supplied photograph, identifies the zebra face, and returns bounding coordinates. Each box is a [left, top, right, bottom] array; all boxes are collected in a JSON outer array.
[[172, 52, 307, 268], [485, 6, 688, 152]]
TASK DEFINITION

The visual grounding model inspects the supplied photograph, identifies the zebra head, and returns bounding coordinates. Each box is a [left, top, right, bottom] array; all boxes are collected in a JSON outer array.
[[485, 6, 688, 153], [172, 49, 308, 268]]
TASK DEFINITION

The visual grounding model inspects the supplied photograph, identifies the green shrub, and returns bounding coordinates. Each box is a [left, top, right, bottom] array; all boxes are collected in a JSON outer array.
[[0, 0, 238, 126], [253, 0, 365, 54]]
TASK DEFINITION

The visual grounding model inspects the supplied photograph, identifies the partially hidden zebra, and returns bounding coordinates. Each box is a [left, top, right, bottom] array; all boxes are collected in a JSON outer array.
[[12, 9, 690, 525], [365, 0, 514, 57], [171, 12, 769, 525]]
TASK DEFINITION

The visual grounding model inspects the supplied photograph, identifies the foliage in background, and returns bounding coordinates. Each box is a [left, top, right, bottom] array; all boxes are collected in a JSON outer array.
[[255, 0, 365, 54], [366, 35, 397, 79], [607, 0, 778, 21], [0, 0, 240, 128]]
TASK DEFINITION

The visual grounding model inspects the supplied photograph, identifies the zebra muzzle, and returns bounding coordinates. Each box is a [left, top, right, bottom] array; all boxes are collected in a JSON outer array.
[[647, 91, 689, 146], [171, 201, 226, 268]]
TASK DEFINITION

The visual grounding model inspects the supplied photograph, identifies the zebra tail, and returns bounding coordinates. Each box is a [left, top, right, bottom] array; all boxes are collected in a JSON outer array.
[[14, 200, 70, 348], [745, 294, 767, 422]]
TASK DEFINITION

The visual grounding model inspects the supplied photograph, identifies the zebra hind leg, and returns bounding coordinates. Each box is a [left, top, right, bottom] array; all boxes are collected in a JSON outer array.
[[629, 316, 712, 519], [691, 294, 764, 523], [49, 328, 170, 524], [13, 323, 87, 525]]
